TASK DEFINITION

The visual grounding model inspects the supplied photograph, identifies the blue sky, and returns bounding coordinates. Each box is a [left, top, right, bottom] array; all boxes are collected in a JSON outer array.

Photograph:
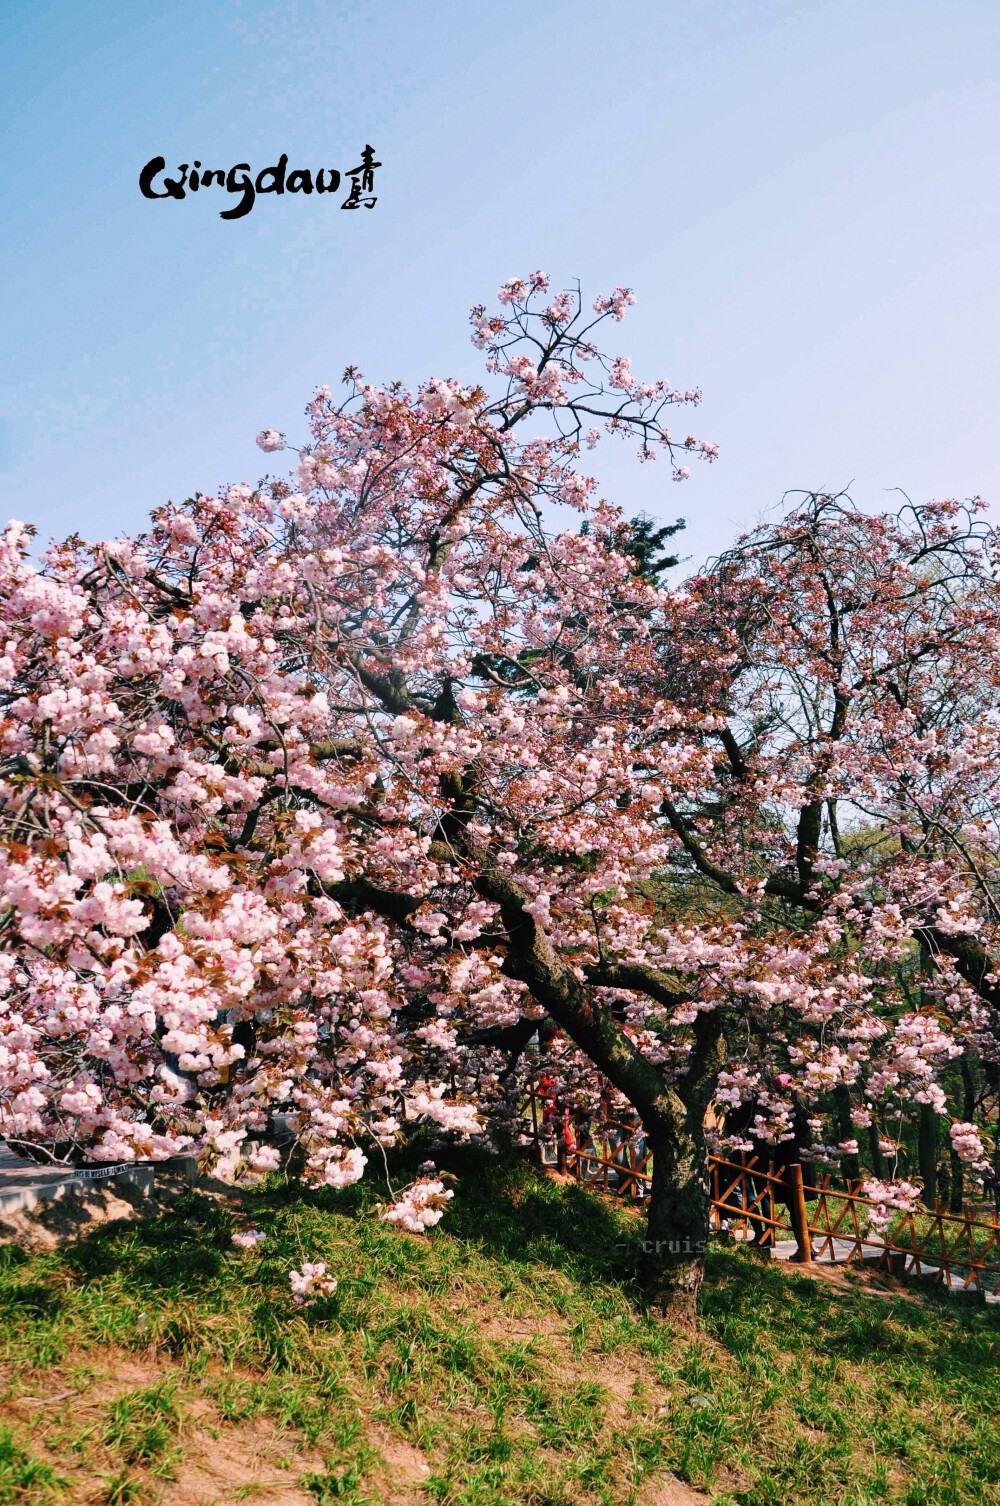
[[2, 0, 998, 569]]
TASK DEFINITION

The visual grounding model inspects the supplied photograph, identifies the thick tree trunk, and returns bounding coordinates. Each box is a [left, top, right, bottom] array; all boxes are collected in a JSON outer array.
[[472, 863, 724, 1330], [918, 1104, 938, 1208], [639, 1125, 710, 1330]]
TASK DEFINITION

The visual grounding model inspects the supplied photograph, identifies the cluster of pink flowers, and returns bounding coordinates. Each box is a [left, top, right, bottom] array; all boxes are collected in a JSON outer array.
[[288, 1262, 337, 1304], [950, 1121, 988, 1167], [380, 1177, 454, 1234], [593, 287, 636, 320], [859, 1179, 923, 1236], [231, 1227, 267, 1248]]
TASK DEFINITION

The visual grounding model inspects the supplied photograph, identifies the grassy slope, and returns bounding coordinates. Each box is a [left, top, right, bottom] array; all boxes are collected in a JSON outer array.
[[1, 1147, 999, 1506]]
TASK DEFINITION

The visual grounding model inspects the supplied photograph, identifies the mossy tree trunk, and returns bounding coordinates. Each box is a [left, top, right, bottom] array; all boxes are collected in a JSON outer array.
[[918, 1103, 938, 1209], [639, 1119, 710, 1330]]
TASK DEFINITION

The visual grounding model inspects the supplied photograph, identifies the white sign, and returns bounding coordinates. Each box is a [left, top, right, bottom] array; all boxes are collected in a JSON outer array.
[[74, 1163, 138, 1181]]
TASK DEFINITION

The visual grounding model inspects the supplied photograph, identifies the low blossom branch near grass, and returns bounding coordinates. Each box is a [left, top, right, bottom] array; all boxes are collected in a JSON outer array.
[[288, 1262, 337, 1305], [380, 1176, 455, 1234]]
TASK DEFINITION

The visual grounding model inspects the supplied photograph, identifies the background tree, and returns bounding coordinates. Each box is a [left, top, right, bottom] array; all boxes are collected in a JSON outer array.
[[647, 493, 1000, 1214]]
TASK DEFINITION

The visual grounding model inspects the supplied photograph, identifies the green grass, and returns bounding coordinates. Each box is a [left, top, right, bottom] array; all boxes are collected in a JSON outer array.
[[0, 1426, 67, 1503], [1, 1144, 999, 1504]]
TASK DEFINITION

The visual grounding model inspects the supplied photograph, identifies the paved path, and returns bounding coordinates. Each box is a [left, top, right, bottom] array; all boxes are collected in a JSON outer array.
[[766, 1232, 1000, 1302], [0, 1141, 152, 1215]]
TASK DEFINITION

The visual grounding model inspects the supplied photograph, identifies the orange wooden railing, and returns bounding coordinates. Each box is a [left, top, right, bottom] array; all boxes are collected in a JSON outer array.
[[526, 1098, 1000, 1293]]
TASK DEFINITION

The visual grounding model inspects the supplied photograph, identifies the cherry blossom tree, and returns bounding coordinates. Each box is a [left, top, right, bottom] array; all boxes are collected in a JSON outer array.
[[0, 273, 717, 1296], [666, 494, 1000, 1212], [1, 269, 997, 1327]]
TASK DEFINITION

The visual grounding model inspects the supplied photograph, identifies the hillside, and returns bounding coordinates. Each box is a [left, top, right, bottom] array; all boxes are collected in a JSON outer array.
[[1, 1148, 999, 1506]]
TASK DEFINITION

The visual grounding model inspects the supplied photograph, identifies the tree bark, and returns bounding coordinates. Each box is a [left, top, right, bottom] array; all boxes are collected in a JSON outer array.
[[950, 1054, 976, 1213], [947, 1147, 963, 1215], [918, 1104, 938, 1208], [639, 1122, 710, 1330], [473, 860, 726, 1326]]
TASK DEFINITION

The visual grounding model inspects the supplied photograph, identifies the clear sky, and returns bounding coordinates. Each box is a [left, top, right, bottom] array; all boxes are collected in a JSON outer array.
[[3, 0, 998, 570]]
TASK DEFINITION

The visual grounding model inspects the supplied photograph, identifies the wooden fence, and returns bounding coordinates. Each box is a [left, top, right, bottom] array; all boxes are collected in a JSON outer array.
[[527, 1097, 1000, 1293]]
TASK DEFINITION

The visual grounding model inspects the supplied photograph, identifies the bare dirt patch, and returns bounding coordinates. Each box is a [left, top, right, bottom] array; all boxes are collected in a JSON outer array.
[[643, 1475, 713, 1504], [159, 1419, 326, 1506], [369, 1427, 433, 1504], [4, 1353, 164, 1413], [1, 1350, 331, 1505]]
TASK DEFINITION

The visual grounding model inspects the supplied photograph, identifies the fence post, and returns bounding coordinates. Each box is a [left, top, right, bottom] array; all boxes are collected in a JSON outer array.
[[789, 1163, 813, 1263]]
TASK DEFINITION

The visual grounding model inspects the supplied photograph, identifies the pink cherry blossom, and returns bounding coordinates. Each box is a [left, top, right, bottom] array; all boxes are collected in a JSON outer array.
[[288, 1261, 337, 1304], [380, 1177, 454, 1234], [232, 1228, 267, 1248]]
